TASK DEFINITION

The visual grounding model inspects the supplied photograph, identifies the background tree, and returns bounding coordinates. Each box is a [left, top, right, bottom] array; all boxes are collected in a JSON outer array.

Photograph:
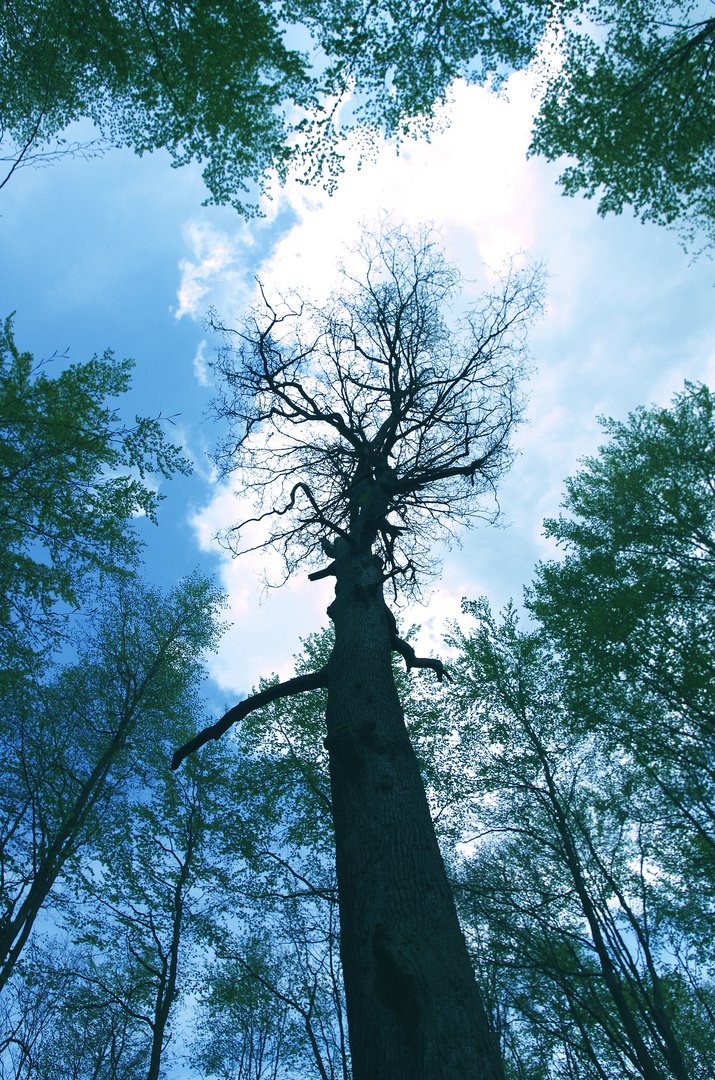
[[530, 0, 715, 248], [71, 732, 246, 1080], [1, 942, 151, 1079], [432, 383, 715, 1078], [0, 572, 226, 995], [447, 599, 715, 1080], [0, 315, 190, 675], [528, 382, 715, 883], [203, 630, 350, 1080], [191, 946, 300, 1080], [173, 223, 543, 1079], [0, 0, 554, 212]]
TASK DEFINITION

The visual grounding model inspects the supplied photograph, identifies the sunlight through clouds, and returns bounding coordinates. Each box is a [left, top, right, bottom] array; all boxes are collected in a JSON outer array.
[[174, 67, 715, 693], [253, 73, 542, 301]]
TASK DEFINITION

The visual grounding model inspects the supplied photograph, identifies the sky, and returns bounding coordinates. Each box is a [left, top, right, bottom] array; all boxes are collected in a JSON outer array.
[[2, 67, 714, 709]]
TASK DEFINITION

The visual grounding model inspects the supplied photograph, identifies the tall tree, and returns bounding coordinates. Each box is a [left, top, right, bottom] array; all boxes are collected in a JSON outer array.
[[447, 600, 712, 1080], [435, 384, 715, 1077], [528, 382, 715, 878], [173, 224, 543, 1078], [0, 0, 554, 211], [192, 945, 302, 1080], [194, 623, 475, 1080]]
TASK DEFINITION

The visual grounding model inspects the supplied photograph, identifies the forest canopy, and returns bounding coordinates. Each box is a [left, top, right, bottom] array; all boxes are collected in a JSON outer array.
[[531, 0, 715, 248], [0, 0, 553, 213], [4, 0, 713, 243]]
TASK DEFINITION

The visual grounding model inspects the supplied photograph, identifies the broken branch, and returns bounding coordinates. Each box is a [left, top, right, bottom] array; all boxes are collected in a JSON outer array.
[[171, 666, 329, 770]]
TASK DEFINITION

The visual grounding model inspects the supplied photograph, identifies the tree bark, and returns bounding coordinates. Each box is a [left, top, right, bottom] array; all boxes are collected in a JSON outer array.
[[324, 547, 503, 1080]]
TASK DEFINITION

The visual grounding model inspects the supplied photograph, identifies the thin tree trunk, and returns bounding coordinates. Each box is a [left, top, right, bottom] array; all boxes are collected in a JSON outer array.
[[0, 721, 130, 992], [324, 549, 503, 1080], [527, 726, 670, 1080], [0, 637, 177, 993], [146, 821, 195, 1080]]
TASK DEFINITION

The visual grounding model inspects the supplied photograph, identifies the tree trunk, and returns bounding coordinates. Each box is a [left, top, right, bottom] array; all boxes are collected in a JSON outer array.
[[146, 815, 195, 1080], [0, 718, 132, 993], [324, 548, 503, 1080]]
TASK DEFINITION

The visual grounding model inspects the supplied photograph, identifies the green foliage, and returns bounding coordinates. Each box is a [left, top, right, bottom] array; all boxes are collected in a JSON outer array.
[[531, 382, 715, 691], [531, 1, 715, 248], [528, 382, 715, 878], [0, 0, 554, 212], [5, 0, 711, 240], [448, 598, 715, 1080], [0, 315, 190, 670], [442, 384, 715, 1076]]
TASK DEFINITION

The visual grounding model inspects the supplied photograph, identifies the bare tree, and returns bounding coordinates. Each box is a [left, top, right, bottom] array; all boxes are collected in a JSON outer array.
[[173, 223, 543, 1080]]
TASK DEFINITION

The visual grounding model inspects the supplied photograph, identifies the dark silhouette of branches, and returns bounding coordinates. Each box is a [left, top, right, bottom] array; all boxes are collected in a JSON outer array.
[[208, 222, 543, 594]]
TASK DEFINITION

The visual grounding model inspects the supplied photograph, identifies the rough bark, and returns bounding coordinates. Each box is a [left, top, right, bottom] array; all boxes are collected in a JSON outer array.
[[324, 546, 503, 1080]]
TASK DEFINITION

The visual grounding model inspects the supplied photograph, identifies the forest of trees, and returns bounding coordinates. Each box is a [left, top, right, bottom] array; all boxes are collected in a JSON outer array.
[[1, 234, 713, 1077], [1, 1, 713, 1068]]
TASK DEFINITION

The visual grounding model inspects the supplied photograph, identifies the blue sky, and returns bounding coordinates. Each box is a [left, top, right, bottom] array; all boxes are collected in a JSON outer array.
[[2, 69, 715, 705]]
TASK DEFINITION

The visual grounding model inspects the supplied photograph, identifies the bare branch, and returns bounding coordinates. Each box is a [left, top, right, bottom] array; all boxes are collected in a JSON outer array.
[[390, 634, 451, 683], [171, 667, 329, 770], [385, 606, 451, 682], [208, 223, 543, 595]]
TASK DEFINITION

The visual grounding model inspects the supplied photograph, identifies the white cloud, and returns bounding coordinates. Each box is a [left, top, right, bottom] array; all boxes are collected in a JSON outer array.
[[179, 68, 715, 694], [189, 482, 334, 695], [192, 340, 212, 387], [250, 73, 542, 304], [173, 72, 546, 326], [174, 220, 255, 321]]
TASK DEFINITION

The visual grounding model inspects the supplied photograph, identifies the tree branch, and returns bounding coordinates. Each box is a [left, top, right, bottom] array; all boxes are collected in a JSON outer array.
[[308, 562, 338, 581], [171, 667, 329, 770], [385, 606, 451, 682], [232, 482, 349, 545]]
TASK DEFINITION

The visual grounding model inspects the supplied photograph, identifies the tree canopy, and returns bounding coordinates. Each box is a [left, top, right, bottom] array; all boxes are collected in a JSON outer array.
[[0, 571, 226, 998], [0, 315, 190, 672], [3, 0, 711, 241], [0, 0, 554, 212], [529, 380, 715, 742], [448, 597, 714, 1080], [530, 0, 715, 248], [528, 382, 715, 909]]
